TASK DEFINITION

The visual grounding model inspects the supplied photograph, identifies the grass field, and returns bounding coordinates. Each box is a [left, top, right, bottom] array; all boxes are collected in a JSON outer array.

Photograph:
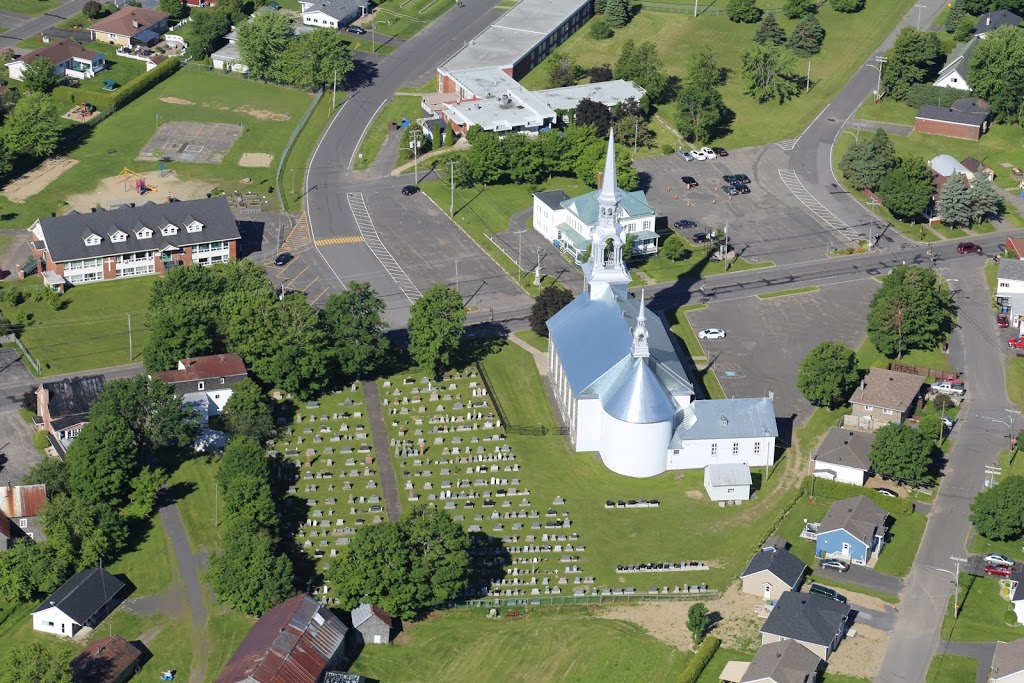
[[0, 276, 153, 375], [1008, 357, 1024, 411], [168, 456, 224, 553], [281, 93, 337, 213], [855, 96, 918, 126], [77, 43, 147, 93], [941, 573, 1024, 642], [352, 96, 429, 170], [926, 654, 978, 683], [519, 0, 918, 149], [856, 336, 954, 375], [795, 406, 850, 457], [351, 607, 692, 681], [107, 515, 175, 598], [638, 242, 773, 283], [757, 286, 819, 299], [0, 0, 60, 15], [514, 329, 549, 353]]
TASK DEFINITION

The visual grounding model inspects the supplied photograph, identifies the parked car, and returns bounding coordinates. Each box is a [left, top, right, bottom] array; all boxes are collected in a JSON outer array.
[[346, 25, 367, 34], [691, 148, 708, 160], [984, 553, 1014, 567], [401, 184, 419, 196], [735, 173, 751, 184], [692, 232, 712, 244], [732, 182, 751, 194], [699, 146, 717, 159], [808, 583, 846, 603], [673, 219, 697, 229], [723, 174, 741, 184], [819, 559, 850, 572], [681, 176, 698, 187], [721, 185, 739, 196], [273, 252, 293, 266], [1010, 338, 1024, 349], [677, 149, 694, 161], [873, 488, 898, 498], [940, 415, 954, 429], [698, 328, 726, 339], [932, 381, 966, 396], [957, 242, 983, 254], [712, 147, 728, 157], [986, 564, 1014, 577], [999, 314, 1011, 328]]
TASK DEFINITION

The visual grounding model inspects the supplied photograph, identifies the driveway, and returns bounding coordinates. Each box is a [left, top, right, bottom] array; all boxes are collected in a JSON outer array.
[[834, 563, 904, 598], [0, 408, 42, 485], [851, 603, 899, 632]]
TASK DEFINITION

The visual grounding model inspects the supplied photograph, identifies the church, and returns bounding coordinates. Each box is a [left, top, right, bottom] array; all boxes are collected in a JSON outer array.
[[546, 131, 778, 479]]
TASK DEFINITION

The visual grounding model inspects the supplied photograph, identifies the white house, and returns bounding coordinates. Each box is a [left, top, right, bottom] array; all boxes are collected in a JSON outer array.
[[998, 259, 1024, 329], [546, 131, 777, 478], [8, 38, 105, 82], [704, 462, 752, 502], [992, 637, 1024, 682], [813, 427, 875, 486], [32, 568, 124, 637], [152, 353, 248, 425], [299, 0, 364, 28], [933, 38, 976, 91]]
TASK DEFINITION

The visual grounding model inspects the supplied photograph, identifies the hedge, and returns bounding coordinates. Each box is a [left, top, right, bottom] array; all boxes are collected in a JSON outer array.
[[677, 636, 721, 683], [108, 56, 181, 113], [803, 476, 915, 515], [904, 84, 963, 109]]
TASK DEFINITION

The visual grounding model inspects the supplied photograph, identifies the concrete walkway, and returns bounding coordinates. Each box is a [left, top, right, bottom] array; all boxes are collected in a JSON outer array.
[[159, 497, 209, 683], [507, 332, 547, 376], [361, 380, 401, 522]]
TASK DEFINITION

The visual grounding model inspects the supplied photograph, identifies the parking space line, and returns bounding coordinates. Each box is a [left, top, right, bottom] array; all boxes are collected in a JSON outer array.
[[281, 263, 309, 281], [777, 169, 860, 243], [310, 287, 331, 305], [346, 192, 422, 303], [315, 236, 365, 246], [302, 275, 320, 294]]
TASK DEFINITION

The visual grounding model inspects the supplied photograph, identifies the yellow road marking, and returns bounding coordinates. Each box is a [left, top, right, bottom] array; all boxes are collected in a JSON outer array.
[[316, 236, 364, 246]]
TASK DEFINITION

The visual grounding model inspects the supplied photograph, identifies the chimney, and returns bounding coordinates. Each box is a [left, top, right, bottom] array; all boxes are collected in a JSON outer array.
[[987, 13, 991, 25], [597, 171, 604, 187]]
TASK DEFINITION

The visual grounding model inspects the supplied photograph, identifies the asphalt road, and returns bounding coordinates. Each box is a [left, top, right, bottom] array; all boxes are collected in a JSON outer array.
[[0, 0, 86, 51]]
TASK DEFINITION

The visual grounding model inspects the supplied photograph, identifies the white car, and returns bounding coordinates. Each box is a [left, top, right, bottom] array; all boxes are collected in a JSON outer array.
[[700, 146, 717, 159], [691, 148, 708, 160], [940, 416, 954, 429], [933, 382, 965, 397], [985, 553, 1014, 567], [698, 328, 726, 340]]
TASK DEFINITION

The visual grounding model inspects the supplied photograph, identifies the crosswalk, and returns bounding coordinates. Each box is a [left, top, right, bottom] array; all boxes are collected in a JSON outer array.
[[777, 138, 800, 151], [345, 192, 422, 303], [316, 236, 364, 246], [777, 169, 861, 243]]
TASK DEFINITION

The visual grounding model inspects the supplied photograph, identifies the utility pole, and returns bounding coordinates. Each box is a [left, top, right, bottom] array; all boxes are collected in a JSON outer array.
[[411, 130, 421, 184], [951, 556, 967, 616], [985, 463, 1003, 488], [694, 0, 698, 16], [633, 119, 638, 153], [449, 158, 456, 215], [806, 62, 810, 92], [455, 258, 459, 294], [291, 168, 296, 196], [126, 313, 132, 362], [873, 56, 887, 102], [513, 229, 526, 281]]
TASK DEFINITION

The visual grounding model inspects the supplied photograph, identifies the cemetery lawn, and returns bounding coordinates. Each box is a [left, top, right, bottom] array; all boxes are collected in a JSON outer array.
[[513, 330, 548, 353], [518, 0, 917, 149], [350, 606, 691, 681]]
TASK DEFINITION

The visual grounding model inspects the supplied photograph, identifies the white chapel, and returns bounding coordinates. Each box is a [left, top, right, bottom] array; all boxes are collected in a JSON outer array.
[[546, 131, 778, 478]]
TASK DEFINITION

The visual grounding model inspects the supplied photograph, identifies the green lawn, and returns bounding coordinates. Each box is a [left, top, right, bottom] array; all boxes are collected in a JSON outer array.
[[519, 0, 917, 148], [167, 456, 224, 553], [1008, 357, 1024, 411], [370, 0, 455, 41], [205, 606, 255, 683], [0, 0, 60, 16], [76, 43, 147, 94], [352, 96, 430, 170], [514, 329, 549, 353], [480, 341, 555, 427], [638, 243, 773, 284], [757, 286, 819, 299], [855, 96, 918, 126], [810, 575, 900, 604], [795, 406, 850, 457], [107, 515, 175, 598], [695, 647, 755, 683], [942, 573, 1024, 642], [926, 654, 978, 683], [856, 336, 954, 375], [351, 607, 692, 681], [0, 277, 153, 375]]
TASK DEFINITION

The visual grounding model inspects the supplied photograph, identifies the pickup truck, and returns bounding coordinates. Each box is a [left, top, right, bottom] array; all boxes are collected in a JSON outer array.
[[932, 381, 965, 397]]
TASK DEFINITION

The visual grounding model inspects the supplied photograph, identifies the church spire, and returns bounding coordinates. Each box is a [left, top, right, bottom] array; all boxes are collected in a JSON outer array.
[[598, 128, 621, 208], [632, 289, 650, 358]]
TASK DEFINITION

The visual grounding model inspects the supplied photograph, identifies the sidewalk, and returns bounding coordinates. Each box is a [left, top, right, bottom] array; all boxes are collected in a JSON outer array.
[[361, 380, 401, 522], [507, 332, 547, 376]]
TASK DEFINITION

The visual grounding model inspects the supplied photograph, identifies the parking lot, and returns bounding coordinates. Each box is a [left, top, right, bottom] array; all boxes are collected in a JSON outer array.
[[636, 146, 881, 266]]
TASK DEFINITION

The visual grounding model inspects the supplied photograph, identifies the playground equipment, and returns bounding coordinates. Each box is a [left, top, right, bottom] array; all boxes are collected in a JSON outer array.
[[160, 671, 175, 681], [117, 166, 157, 195]]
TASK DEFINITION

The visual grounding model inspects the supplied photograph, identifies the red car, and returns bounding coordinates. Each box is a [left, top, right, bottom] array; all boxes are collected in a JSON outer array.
[[999, 314, 1011, 328], [957, 242, 983, 254], [986, 564, 1013, 577], [1010, 338, 1024, 349]]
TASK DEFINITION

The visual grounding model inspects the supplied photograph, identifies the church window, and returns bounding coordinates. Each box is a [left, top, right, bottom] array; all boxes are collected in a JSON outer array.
[[732, 442, 739, 455], [710, 443, 718, 456], [754, 442, 761, 455]]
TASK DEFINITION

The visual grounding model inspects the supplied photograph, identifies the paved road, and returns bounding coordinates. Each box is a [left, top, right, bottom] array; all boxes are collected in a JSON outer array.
[[831, 564, 904, 598], [361, 380, 400, 522], [159, 494, 210, 683], [0, 0, 87, 51]]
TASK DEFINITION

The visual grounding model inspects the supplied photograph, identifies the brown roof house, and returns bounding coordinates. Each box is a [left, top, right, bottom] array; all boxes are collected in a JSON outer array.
[[36, 374, 105, 459], [0, 483, 48, 542], [350, 603, 393, 645], [153, 353, 248, 425], [846, 368, 921, 431], [8, 38, 105, 82], [217, 594, 348, 683], [71, 635, 143, 683], [740, 639, 824, 683], [991, 636, 1024, 682], [88, 7, 170, 47]]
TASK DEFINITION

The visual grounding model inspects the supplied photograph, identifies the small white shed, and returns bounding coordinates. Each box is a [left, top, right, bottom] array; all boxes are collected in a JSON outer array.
[[703, 463, 752, 502]]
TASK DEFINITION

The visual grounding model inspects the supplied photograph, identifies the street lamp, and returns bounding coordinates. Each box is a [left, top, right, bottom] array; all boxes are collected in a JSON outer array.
[[934, 556, 968, 618], [867, 56, 887, 103]]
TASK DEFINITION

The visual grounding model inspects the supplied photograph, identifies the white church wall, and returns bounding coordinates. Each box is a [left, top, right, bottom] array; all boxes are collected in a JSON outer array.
[[574, 397, 603, 452], [532, 195, 564, 243], [666, 436, 776, 471], [601, 412, 672, 477]]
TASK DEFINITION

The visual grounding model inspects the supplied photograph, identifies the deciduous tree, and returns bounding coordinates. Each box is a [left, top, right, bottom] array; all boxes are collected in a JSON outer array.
[[207, 518, 293, 616], [688, 47, 725, 88], [882, 27, 944, 101], [869, 422, 935, 482], [782, 0, 813, 19], [236, 9, 294, 81], [189, 8, 231, 59], [0, 641, 75, 683], [867, 265, 955, 358], [661, 234, 691, 261], [82, 0, 102, 19], [529, 286, 574, 336], [42, 495, 129, 573], [66, 415, 138, 507], [158, 0, 187, 19], [688, 602, 710, 646], [753, 12, 787, 46], [217, 437, 269, 492], [589, 18, 613, 39], [282, 27, 354, 91], [575, 97, 612, 131], [124, 466, 166, 519], [23, 457, 68, 498], [971, 475, 1024, 540], [838, 128, 898, 191], [831, 0, 865, 11], [221, 378, 275, 444], [918, 412, 943, 443], [739, 43, 800, 103], [22, 58, 61, 94], [878, 155, 934, 221], [615, 40, 668, 102], [727, 0, 762, 23], [969, 26, 1024, 123], [408, 284, 466, 378], [90, 375, 200, 461], [797, 341, 860, 408], [0, 539, 63, 602], [590, 63, 613, 82], [4, 92, 60, 157], [674, 83, 728, 143], [323, 282, 389, 381], [547, 51, 578, 88], [502, 131, 543, 184]]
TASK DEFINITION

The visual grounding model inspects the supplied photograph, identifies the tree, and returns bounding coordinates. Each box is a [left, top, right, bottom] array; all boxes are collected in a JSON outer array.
[[255, 291, 333, 399], [22, 58, 61, 94], [661, 234, 691, 261], [221, 379, 275, 444], [674, 84, 728, 143], [918, 412, 943, 443], [727, 0, 762, 23], [323, 282, 389, 381], [797, 341, 860, 408], [529, 286, 575, 336], [408, 284, 466, 377], [969, 26, 1024, 123], [953, 15, 976, 42], [753, 12, 787, 46], [547, 51, 578, 88], [401, 505, 472, 611], [788, 14, 825, 57], [236, 9, 294, 81], [594, 0, 607, 12], [869, 422, 935, 482], [23, 457, 68, 498], [158, 0, 187, 19], [867, 265, 955, 358], [739, 43, 800, 103], [0, 540, 63, 602], [222, 474, 277, 527], [589, 18, 613, 39], [830, 0, 865, 11], [189, 8, 231, 59], [217, 437, 269, 492], [281, 28, 354, 91], [604, 0, 630, 27], [0, 641, 75, 683], [613, 112, 653, 151], [969, 172, 1003, 223], [687, 602, 710, 646], [937, 173, 973, 228], [782, 0, 813, 19], [89, 375, 200, 461], [124, 466, 166, 519], [882, 27, 944, 101], [42, 495, 129, 572], [502, 131, 543, 184], [615, 40, 669, 102], [970, 475, 1024, 540], [4, 92, 60, 157], [878, 155, 934, 221], [206, 519, 293, 616], [590, 63, 613, 82], [838, 128, 898, 191], [687, 47, 724, 89], [575, 98, 612, 131], [944, 0, 965, 33], [143, 305, 216, 371], [462, 129, 507, 185], [66, 415, 138, 507], [82, 0, 102, 18]]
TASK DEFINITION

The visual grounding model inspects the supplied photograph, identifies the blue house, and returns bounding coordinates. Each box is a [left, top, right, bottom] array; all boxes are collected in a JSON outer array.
[[814, 496, 888, 566]]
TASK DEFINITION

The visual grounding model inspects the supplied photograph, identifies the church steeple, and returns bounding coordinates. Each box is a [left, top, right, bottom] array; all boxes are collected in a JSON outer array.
[[598, 129, 623, 209], [632, 289, 650, 358], [582, 128, 631, 298]]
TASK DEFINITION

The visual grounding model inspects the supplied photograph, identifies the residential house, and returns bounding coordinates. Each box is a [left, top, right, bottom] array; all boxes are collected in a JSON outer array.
[[997, 259, 1024, 328], [759, 591, 851, 661], [36, 374, 105, 459], [88, 7, 170, 46], [8, 39, 105, 82], [962, 156, 995, 182], [846, 368, 922, 431], [1008, 572, 1024, 626], [933, 38, 977, 91], [813, 428, 874, 486], [71, 634, 143, 683], [740, 546, 807, 602], [0, 483, 48, 542], [991, 636, 1024, 682], [216, 594, 348, 683], [1005, 238, 1024, 260], [350, 603, 393, 645], [28, 196, 241, 289], [740, 639, 824, 683], [32, 567, 125, 637], [298, 0, 363, 28], [975, 9, 1022, 38], [814, 495, 889, 565], [704, 462, 753, 502], [153, 353, 248, 425], [0, 509, 13, 551], [930, 154, 975, 181], [914, 98, 991, 140]]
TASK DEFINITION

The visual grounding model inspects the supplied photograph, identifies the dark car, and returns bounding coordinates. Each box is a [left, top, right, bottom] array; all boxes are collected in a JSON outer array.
[[347, 25, 367, 34], [735, 173, 751, 183], [721, 185, 739, 196], [401, 184, 419, 196], [957, 242, 983, 254], [681, 176, 698, 187], [674, 219, 697, 229], [808, 584, 846, 603], [999, 314, 1010, 328], [723, 174, 741, 184], [692, 232, 712, 244], [273, 252, 293, 266], [712, 147, 728, 157], [732, 182, 750, 194]]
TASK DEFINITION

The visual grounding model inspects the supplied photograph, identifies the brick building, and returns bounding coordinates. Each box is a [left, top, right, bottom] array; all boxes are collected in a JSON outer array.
[[914, 99, 991, 140]]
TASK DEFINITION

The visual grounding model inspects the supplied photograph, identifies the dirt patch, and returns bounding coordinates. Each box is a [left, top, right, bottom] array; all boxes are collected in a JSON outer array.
[[685, 490, 704, 500], [827, 624, 888, 678], [3, 157, 79, 202], [161, 96, 194, 105], [233, 105, 290, 121], [239, 152, 273, 167], [64, 171, 216, 213]]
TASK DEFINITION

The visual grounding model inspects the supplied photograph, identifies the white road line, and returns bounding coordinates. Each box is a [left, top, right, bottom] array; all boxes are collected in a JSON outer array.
[[348, 98, 387, 171], [778, 169, 860, 243], [346, 192, 422, 303], [777, 138, 800, 151], [305, 99, 351, 294]]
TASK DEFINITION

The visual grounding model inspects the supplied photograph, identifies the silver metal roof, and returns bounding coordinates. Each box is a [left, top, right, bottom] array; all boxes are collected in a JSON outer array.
[[671, 397, 777, 446], [600, 356, 676, 424], [705, 463, 753, 487]]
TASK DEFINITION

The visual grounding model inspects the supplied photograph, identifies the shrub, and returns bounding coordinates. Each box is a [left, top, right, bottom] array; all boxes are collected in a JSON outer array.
[[82, 0, 103, 18], [661, 234, 691, 261], [661, 144, 675, 155], [678, 636, 720, 683], [108, 56, 181, 113], [589, 19, 613, 39], [803, 476, 915, 515]]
